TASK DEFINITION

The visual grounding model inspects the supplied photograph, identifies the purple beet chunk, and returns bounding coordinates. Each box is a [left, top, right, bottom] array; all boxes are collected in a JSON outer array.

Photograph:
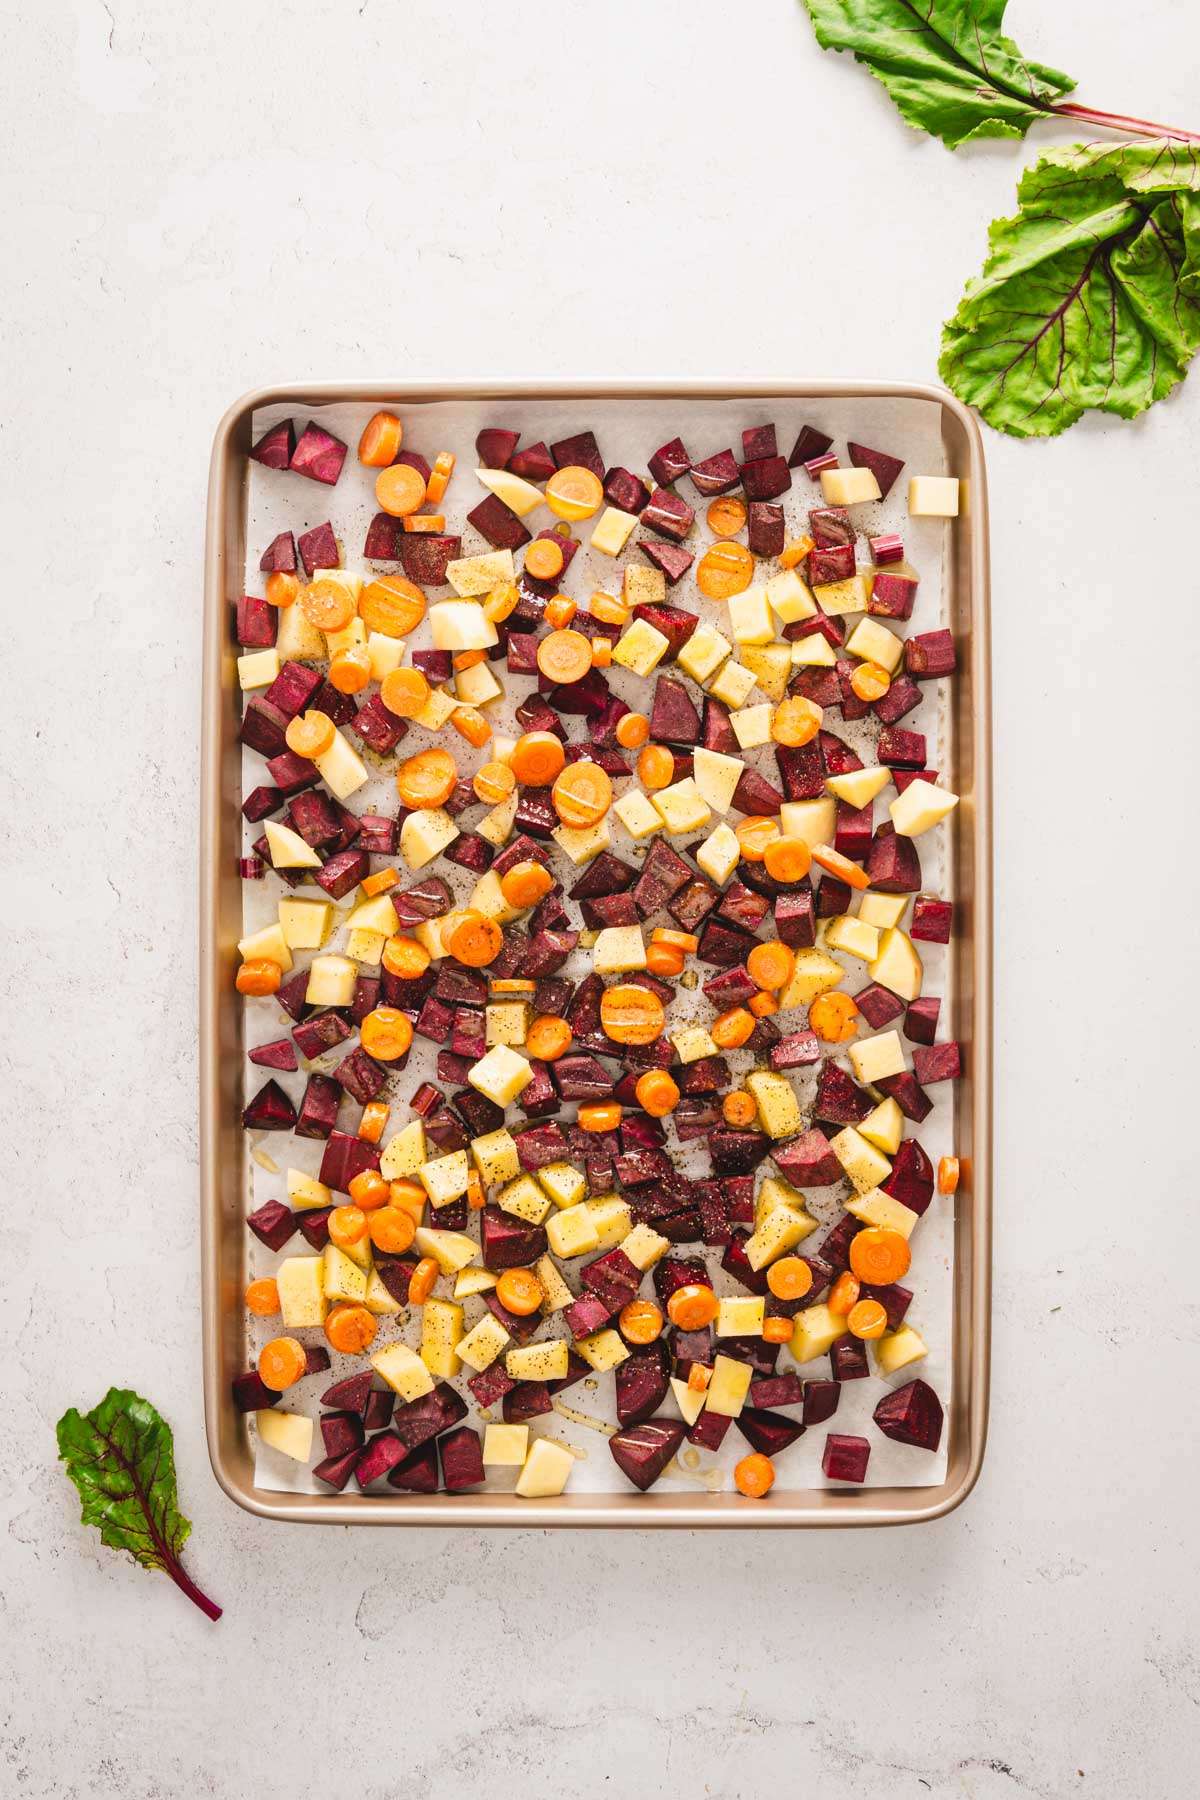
[[332, 1047, 389, 1106], [320, 1410, 365, 1459], [565, 1292, 616, 1339], [684, 1409, 729, 1452], [249, 1036, 299, 1074], [313, 848, 369, 900], [817, 730, 862, 777], [688, 448, 740, 495], [318, 1129, 380, 1192], [353, 1433, 408, 1488], [770, 1030, 820, 1072], [641, 486, 695, 542], [874, 1378, 944, 1452], [580, 1248, 641, 1311], [242, 1079, 296, 1132], [313, 1448, 365, 1491], [582, 892, 638, 930], [363, 1390, 397, 1432], [701, 696, 737, 754], [480, 1205, 547, 1272], [713, 886, 765, 940], [632, 837, 693, 916], [875, 1070, 934, 1124], [518, 1059, 558, 1117], [873, 676, 921, 727], [242, 784, 282, 823], [349, 693, 408, 755], [668, 877, 719, 933], [865, 824, 922, 894], [275, 969, 312, 1022], [264, 660, 323, 722], [476, 426, 520, 468], [906, 629, 957, 679], [736, 1407, 806, 1457], [503, 631, 538, 676], [362, 512, 402, 560], [830, 1336, 870, 1382], [290, 421, 348, 486], [809, 542, 856, 586], [239, 696, 290, 759], [835, 801, 874, 864], [262, 752, 316, 802], [808, 505, 854, 547], [775, 742, 824, 802], [249, 419, 296, 469], [297, 520, 339, 577], [438, 1425, 485, 1492], [790, 666, 842, 709], [468, 1364, 517, 1410], [905, 996, 941, 1046], [814, 1061, 873, 1126], [391, 875, 452, 926], [815, 875, 853, 920], [709, 1130, 771, 1177], [822, 1432, 871, 1484], [677, 1056, 731, 1096], [513, 1122, 569, 1172], [732, 765, 784, 816], [787, 425, 833, 468], [309, 680, 358, 729], [507, 439, 555, 481], [878, 727, 927, 770], [745, 1375, 804, 1414], [639, 539, 695, 586], [321, 1371, 374, 1413], [391, 1382, 468, 1453], [853, 983, 905, 1030], [292, 1011, 352, 1060], [913, 1041, 962, 1085], [603, 466, 651, 513], [847, 440, 904, 499], [740, 455, 791, 501], [294, 1207, 330, 1250], [635, 603, 699, 661], [802, 1380, 842, 1427], [232, 1370, 279, 1413], [609, 1418, 686, 1491], [747, 501, 785, 557], [236, 594, 277, 648], [246, 1199, 296, 1252], [615, 1344, 671, 1427], [647, 436, 691, 485], [648, 673, 701, 747], [385, 1440, 441, 1493], [500, 1381, 553, 1423], [697, 918, 755, 967], [869, 570, 918, 621], [468, 492, 531, 551], [399, 534, 461, 587], [369, 1257, 415, 1305], [550, 429, 604, 478], [893, 767, 939, 798], [774, 888, 816, 950]]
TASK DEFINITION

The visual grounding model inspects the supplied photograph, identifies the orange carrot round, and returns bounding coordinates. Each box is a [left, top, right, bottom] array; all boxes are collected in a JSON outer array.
[[510, 731, 565, 787], [328, 1204, 369, 1248], [734, 1452, 775, 1498], [323, 1302, 378, 1354], [380, 935, 431, 980], [746, 940, 795, 992], [446, 910, 503, 968], [375, 462, 427, 518], [244, 1277, 280, 1317], [666, 1284, 719, 1330], [551, 760, 612, 829], [358, 410, 403, 466], [706, 495, 748, 536], [499, 858, 554, 909], [299, 578, 355, 633], [545, 465, 604, 521], [396, 747, 458, 808], [771, 695, 823, 747], [368, 1206, 417, 1255], [359, 574, 426, 637], [762, 1316, 794, 1344], [848, 1227, 911, 1286], [328, 646, 372, 695], [525, 538, 565, 580], [618, 1298, 664, 1345], [526, 1015, 573, 1061], [850, 660, 891, 703], [809, 992, 859, 1044], [360, 1006, 414, 1061], [847, 1297, 889, 1340], [536, 628, 593, 685], [285, 710, 335, 759], [473, 760, 517, 805], [236, 958, 282, 997], [711, 1006, 755, 1050], [380, 667, 431, 719], [348, 1169, 391, 1211], [722, 1090, 757, 1127], [735, 816, 780, 862], [407, 1256, 439, 1305], [766, 1256, 813, 1301], [696, 540, 754, 599], [636, 744, 675, 791], [600, 984, 666, 1046], [828, 1270, 861, 1315], [577, 1101, 622, 1133], [634, 1070, 680, 1117], [258, 1336, 306, 1391], [938, 1156, 961, 1195], [495, 1267, 543, 1316], [763, 836, 811, 883], [265, 571, 299, 608]]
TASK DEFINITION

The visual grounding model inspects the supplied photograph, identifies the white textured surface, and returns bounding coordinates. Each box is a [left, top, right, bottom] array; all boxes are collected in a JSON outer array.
[[2, 2, 1199, 1796]]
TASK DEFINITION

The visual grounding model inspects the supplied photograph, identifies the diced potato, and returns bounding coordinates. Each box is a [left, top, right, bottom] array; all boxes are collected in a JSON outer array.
[[819, 466, 881, 506], [420, 1296, 464, 1378], [830, 1125, 894, 1195], [574, 1329, 630, 1373], [276, 1255, 327, 1329], [696, 823, 740, 886], [287, 1168, 333, 1211], [413, 1226, 478, 1275], [716, 1295, 765, 1337], [671, 1024, 719, 1064], [534, 1254, 573, 1313], [475, 467, 544, 516], [419, 1150, 470, 1207], [652, 779, 711, 836], [778, 946, 843, 1010], [670, 1374, 707, 1427], [730, 703, 772, 751], [812, 575, 871, 617], [739, 643, 792, 703], [537, 1162, 587, 1210], [477, 791, 518, 848], [757, 1175, 807, 1217], [705, 1354, 752, 1418], [238, 648, 280, 690], [380, 1119, 426, 1180], [858, 892, 908, 929], [371, 1341, 435, 1402], [400, 807, 459, 870], [744, 1069, 803, 1140], [890, 780, 959, 839], [824, 915, 881, 962], [591, 506, 638, 556], [367, 631, 405, 684], [745, 1203, 817, 1269], [255, 1410, 313, 1463], [313, 731, 368, 801], [468, 867, 521, 925], [677, 622, 731, 684], [263, 820, 322, 870], [765, 568, 817, 624], [706, 659, 757, 709], [305, 954, 357, 1007], [515, 1436, 575, 1498], [593, 924, 647, 974], [343, 893, 400, 937], [340, 1227, 373, 1273], [868, 928, 923, 1003], [483, 1423, 529, 1466], [622, 565, 667, 609], [412, 685, 460, 732], [237, 922, 293, 971], [452, 1265, 498, 1300], [790, 633, 837, 667], [275, 602, 325, 661], [727, 585, 774, 646], [779, 799, 837, 852], [827, 766, 891, 808], [412, 917, 447, 961], [859, 1097, 904, 1155], [875, 1324, 929, 1374], [620, 1223, 670, 1271], [791, 1303, 850, 1363], [470, 1126, 519, 1187], [455, 659, 504, 708], [845, 1187, 920, 1237], [545, 1203, 601, 1259], [498, 1174, 552, 1226], [612, 618, 670, 678], [446, 549, 515, 596], [429, 600, 499, 652], [845, 616, 904, 674], [585, 1195, 632, 1250], [552, 819, 611, 866], [908, 475, 959, 517], [456, 1312, 511, 1373], [468, 1044, 533, 1107], [612, 789, 664, 840], [323, 1243, 368, 1304], [848, 1029, 906, 1086], [323, 617, 367, 658], [363, 1269, 402, 1316], [506, 1339, 570, 1381], [486, 1001, 530, 1047], [346, 927, 386, 967]]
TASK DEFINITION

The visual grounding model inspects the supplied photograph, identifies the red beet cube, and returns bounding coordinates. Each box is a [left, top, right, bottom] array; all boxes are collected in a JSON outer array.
[[688, 449, 739, 495], [740, 455, 791, 501], [747, 501, 785, 557], [648, 437, 692, 485], [905, 996, 941, 1045], [873, 1378, 943, 1452], [912, 1041, 962, 1084], [508, 440, 555, 481], [869, 571, 918, 620], [911, 895, 953, 943], [822, 1432, 871, 1483], [787, 425, 833, 468], [476, 427, 519, 468], [551, 429, 604, 479], [906, 629, 957, 678], [298, 520, 339, 575], [249, 420, 295, 469], [236, 594, 276, 648], [468, 493, 530, 551], [289, 421, 348, 486], [810, 543, 855, 586]]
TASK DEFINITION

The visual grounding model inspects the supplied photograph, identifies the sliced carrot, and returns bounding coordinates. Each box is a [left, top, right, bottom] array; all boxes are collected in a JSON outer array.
[[375, 461, 427, 518], [425, 450, 455, 504], [235, 958, 282, 997], [543, 594, 576, 630], [578, 1101, 622, 1133], [614, 711, 650, 749], [495, 1267, 543, 1317], [482, 579, 520, 623], [748, 991, 778, 1018], [551, 760, 613, 829], [600, 984, 666, 1046], [666, 1284, 719, 1331], [473, 760, 516, 805], [711, 1006, 755, 1049], [526, 539, 565, 581], [360, 1006, 414, 1061], [809, 991, 859, 1044], [763, 835, 812, 883], [328, 1204, 368, 1248], [300, 578, 355, 633], [361, 868, 399, 899], [811, 844, 871, 890], [396, 747, 458, 809], [779, 535, 814, 569], [380, 936, 431, 980], [359, 574, 426, 637], [766, 1256, 813, 1301], [358, 410, 403, 467], [636, 744, 675, 791], [536, 628, 593, 685], [368, 1206, 416, 1255], [328, 646, 372, 695], [735, 816, 780, 863], [696, 540, 754, 600], [467, 1170, 485, 1211], [380, 666, 432, 719], [850, 660, 891, 703], [938, 1156, 961, 1195], [357, 1100, 390, 1145], [244, 1277, 280, 1317], [847, 1298, 889, 1340], [348, 1169, 390, 1211], [762, 1316, 794, 1344], [687, 1363, 712, 1394], [407, 1257, 440, 1306], [706, 495, 748, 537], [634, 1070, 680, 1117], [451, 706, 492, 749], [389, 1179, 427, 1223], [510, 731, 565, 787], [747, 939, 795, 992], [591, 638, 612, 668], [590, 592, 629, 627], [499, 859, 554, 909], [265, 571, 299, 609], [734, 1452, 775, 1498], [526, 1015, 572, 1061], [618, 1298, 664, 1345], [402, 513, 446, 534], [651, 929, 699, 954], [848, 1227, 911, 1286], [828, 1270, 861, 1315], [770, 695, 824, 747], [446, 910, 504, 968], [645, 943, 685, 978], [722, 1090, 757, 1127], [453, 649, 486, 671], [323, 1302, 378, 1354], [545, 465, 604, 521], [258, 1336, 306, 1391]]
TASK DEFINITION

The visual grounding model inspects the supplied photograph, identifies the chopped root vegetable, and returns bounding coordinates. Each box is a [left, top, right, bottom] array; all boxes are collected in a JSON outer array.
[[358, 411, 404, 467], [734, 1452, 775, 1497], [375, 462, 427, 517]]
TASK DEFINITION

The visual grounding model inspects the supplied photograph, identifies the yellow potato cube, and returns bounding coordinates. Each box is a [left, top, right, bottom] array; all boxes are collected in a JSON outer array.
[[515, 1436, 576, 1498], [745, 1204, 817, 1269], [819, 466, 880, 506], [593, 924, 647, 974], [343, 893, 400, 938], [744, 1069, 804, 1139], [867, 928, 923, 1003], [778, 946, 843, 1010], [287, 1168, 333, 1212], [497, 1174, 553, 1226], [765, 568, 817, 624], [304, 953, 357, 1008], [671, 1025, 719, 1064], [470, 1127, 520, 1187], [845, 616, 904, 673], [612, 789, 664, 840], [696, 823, 740, 886], [612, 618, 671, 677], [475, 467, 544, 516], [826, 766, 892, 808], [859, 1097, 904, 1156], [716, 1295, 765, 1337], [727, 586, 775, 646], [505, 1339, 570, 1381], [345, 928, 386, 967], [677, 622, 731, 684], [623, 565, 666, 609], [652, 779, 712, 836], [380, 1119, 426, 1180], [468, 867, 521, 925], [706, 659, 758, 709], [620, 1223, 670, 1270], [413, 1226, 478, 1274], [274, 603, 325, 661], [468, 1044, 533, 1107], [692, 748, 742, 814], [857, 892, 908, 928], [363, 1269, 403, 1317], [552, 819, 612, 866], [791, 1303, 851, 1363], [456, 659, 504, 708], [874, 1325, 929, 1374], [534, 1254, 573, 1313], [420, 1297, 465, 1378], [237, 922, 293, 971], [830, 1125, 894, 1194], [779, 799, 837, 852], [456, 1313, 511, 1373], [890, 780, 960, 839], [367, 631, 406, 684], [429, 600, 499, 652], [670, 1375, 707, 1427], [452, 1265, 498, 1300], [486, 1001, 530, 1048], [908, 475, 959, 517], [483, 1423, 529, 1466], [730, 704, 773, 751], [739, 643, 792, 703], [371, 1342, 435, 1403], [255, 1410, 313, 1463], [477, 791, 518, 847], [545, 1203, 601, 1259], [313, 732, 369, 801], [848, 1029, 907, 1086], [276, 1255, 328, 1329], [845, 1187, 920, 1237], [412, 686, 460, 732], [400, 808, 459, 870], [445, 550, 515, 596], [705, 1354, 753, 1418], [537, 1162, 587, 1210], [263, 820, 322, 870], [591, 506, 639, 556], [790, 633, 838, 667], [824, 915, 881, 963], [238, 648, 280, 690], [419, 1150, 470, 1207], [322, 1243, 368, 1305], [812, 574, 871, 617], [574, 1329, 630, 1373]]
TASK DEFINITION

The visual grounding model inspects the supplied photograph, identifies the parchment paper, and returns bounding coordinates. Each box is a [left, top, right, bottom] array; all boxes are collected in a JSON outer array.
[[240, 393, 958, 1496]]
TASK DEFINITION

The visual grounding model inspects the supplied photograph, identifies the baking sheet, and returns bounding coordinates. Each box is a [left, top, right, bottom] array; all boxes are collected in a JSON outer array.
[[238, 394, 958, 1496]]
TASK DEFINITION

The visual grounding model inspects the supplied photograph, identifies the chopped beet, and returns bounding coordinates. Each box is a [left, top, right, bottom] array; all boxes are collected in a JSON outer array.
[[847, 440, 903, 499], [284, 796, 337, 856], [719, 1334, 779, 1379], [814, 1061, 873, 1125], [748, 1375, 807, 1414], [249, 418, 296, 469], [833, 659, 870, 722], [647, 436, 691, 485], [635, 604, 699, 661], [295, 1208, 332, 1251], [246, 1199, 296, 1252], [609, 1419, 685, 1491], [475, 426, 519, 468], [467, 1364, 517, 1411], [747, 501, 785, 557], [878, 727, 927, 769], [320, 1410, 365, 1460], [698, 698, 735, 757], [468, 492, 531, 551], [911, 894, 954, 944], [697, 918, 755, 967], [688, 448, 739, 495], [913, 1041, 961, 1085], [391, 1382, 469, 1453], [392, 876, 453, 924], [423, 1105, 469, 1152], [320, 1371, 374, 1414], [822, 1432, 871, 1483], [741, 424, 777, 462], [569, 854, 636, 905], [819, 1214, 862, 1273], [353, 1433, 408, 1489], [438, 1426, 485, 1492], [809, 542, 856, 586], [290, 421, 348, 486], [736, 1407, 805, 1457], [687, 1408, 732, 1451], [832, 802, 871, 865], [787, 424, 833, 468], [349, 693, 408, 755], [415, 994, 454, 1044], [372, 1257, 417, 1305], [579, 892, 636, 930], [816, 730, 861, 778], [641, 486, 696, 543], [238, 858, 264, 881], [853, 983, 905, 1031], [239, 697, 290, 759], [775, 741, 825, 802], [503, 1382, 553, 1423], [667, 877, 719, 934], [647, 673, 701, 746], [769, 1030, 821, 1072], [632, 837, 693, 917], [869, 570, 918, 620], [297, 520, 339, 576], [242, 785, 282, 823], [639, 539, 695, 586], [399, 534, 460, 586], [710, 1130, 771, 1176], [480, 1205, 547, 1272], [385, 1440, 441, 1493], [731, 765, 784, 816], [893, 766, 938, 797], [313, 848, 370, 900], [232, 1370, 278, 1413], [875, 1070, 933, 1123], [808, 505, 855, 548], [291, 1011, 351, 1060], [790, 665, 842, 709], [550, 429, 604, 478], [242, 1079, 296, 1132], [772, 888, 815, 950], [318, 1129, 380, 1192], [830, 1336, 870, 1381], [603, 466, 651, 513], [505, 632, 541, 676], [248, 1036, 299, 1074], [815, 876, 852, 920], [615, 1344, 671, 1426], [236, 594, 277, 648], [508, 439, 555, 481], [865, 824, 922, 894], [874, 1378, 944, 1452], [740, 455, 791, 501], [874, 674, 922, 725], [565, 1292, 615, 1339], [363, 512, 402, 560], [905, 628, 957, 678], [260, 752, 314, 802], [905, 996, 942, 1046], [802, 1379, 842, 1426], [312, 1449, 365, 1491], [362, 1393, 393, 1436]]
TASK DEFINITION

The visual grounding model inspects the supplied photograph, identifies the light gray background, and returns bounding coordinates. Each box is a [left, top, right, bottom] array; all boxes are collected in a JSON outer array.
[[3, 4, 1197, 1797]]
